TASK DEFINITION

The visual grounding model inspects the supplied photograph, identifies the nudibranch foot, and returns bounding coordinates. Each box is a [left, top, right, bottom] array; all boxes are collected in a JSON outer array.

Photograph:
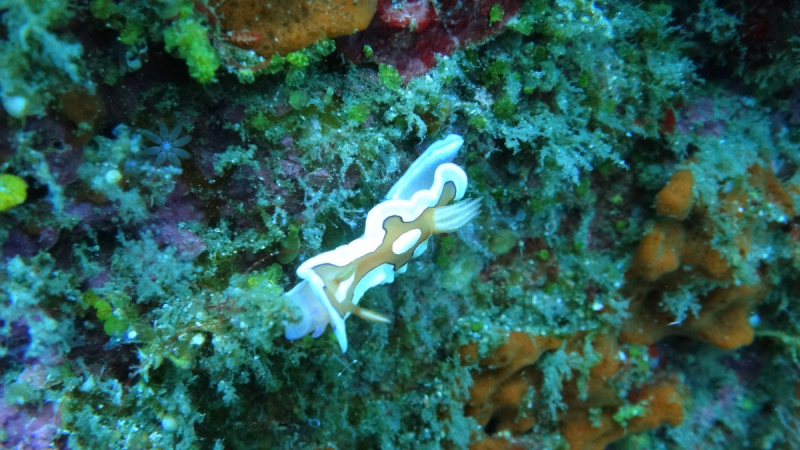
[[283, 280, 331, 340], [432, 198, 482, 233]]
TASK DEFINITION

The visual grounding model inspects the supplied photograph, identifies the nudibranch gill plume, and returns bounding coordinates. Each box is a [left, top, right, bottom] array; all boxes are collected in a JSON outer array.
[[282, 134, 481, 353]]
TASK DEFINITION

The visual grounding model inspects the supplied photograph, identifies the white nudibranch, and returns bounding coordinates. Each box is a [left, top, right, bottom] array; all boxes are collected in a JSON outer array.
[[282, 134, 481, 353]]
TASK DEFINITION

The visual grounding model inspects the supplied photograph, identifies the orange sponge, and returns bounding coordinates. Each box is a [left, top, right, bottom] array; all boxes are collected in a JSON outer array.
[[680, 236, 731, 280], [689, 283, 769, 349], [748, 164, 796, 216], [469, 437, 525, 450], [621, 163, 796, 349], [561, 382, 684, 450], [656, 169, 694, 219], [621, 280, 769, 348], [211, 0, 378, 58], [627, 219, 732, 283], [463, 332, 687, 448], [460, 332, 562, 430], [626, 220, 683, 282], [463, 163, 795, 448]]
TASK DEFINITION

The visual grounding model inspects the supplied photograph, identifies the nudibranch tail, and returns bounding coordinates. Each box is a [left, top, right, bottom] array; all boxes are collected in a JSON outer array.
[[432, 198, 482, 234], [281, 134, 480, 353], [350, 305, 392, 323]]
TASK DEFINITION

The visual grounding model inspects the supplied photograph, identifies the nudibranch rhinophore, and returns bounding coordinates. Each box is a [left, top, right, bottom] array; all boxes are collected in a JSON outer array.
[[282, 134, 481, 353]]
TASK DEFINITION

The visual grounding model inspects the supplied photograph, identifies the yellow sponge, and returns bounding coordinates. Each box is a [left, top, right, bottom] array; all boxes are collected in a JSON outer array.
[[0, 174, 28, 212]]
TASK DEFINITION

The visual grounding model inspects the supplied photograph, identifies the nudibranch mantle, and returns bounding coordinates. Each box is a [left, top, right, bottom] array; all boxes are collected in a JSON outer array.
[[283, 134, 480, 353]]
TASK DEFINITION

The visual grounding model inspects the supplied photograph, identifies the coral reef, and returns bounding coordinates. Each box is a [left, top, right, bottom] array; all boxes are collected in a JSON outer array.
[[1, 0, 800, 448]]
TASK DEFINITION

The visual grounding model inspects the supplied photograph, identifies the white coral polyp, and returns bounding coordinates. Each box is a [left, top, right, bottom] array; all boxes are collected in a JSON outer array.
[[142, 121, 192, 168]]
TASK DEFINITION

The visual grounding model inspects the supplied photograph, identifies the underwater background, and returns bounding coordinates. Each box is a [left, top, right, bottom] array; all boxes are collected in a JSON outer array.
[[1, 0, 800, 448]]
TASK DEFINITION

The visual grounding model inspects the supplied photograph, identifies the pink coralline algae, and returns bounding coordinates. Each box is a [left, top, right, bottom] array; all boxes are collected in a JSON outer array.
[[153, 224, 206, 260], [0, 396, 60, 449], [156, 182, 206, 225], [280, 153, 305, 179], [338, 0, 525, 80], [146, 183, 206, 260], [675, 97, 728, 137], [1, 361, 62, 449], [1, 228, 59, 261], [306, 169, 332, 188]]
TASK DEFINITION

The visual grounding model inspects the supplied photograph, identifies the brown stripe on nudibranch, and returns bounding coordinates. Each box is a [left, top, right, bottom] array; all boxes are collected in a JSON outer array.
[[282, 135, 481, 353]]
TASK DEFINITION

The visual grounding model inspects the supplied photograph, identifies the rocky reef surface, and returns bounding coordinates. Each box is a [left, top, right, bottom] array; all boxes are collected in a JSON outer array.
[[1, 0, 800, 448]]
